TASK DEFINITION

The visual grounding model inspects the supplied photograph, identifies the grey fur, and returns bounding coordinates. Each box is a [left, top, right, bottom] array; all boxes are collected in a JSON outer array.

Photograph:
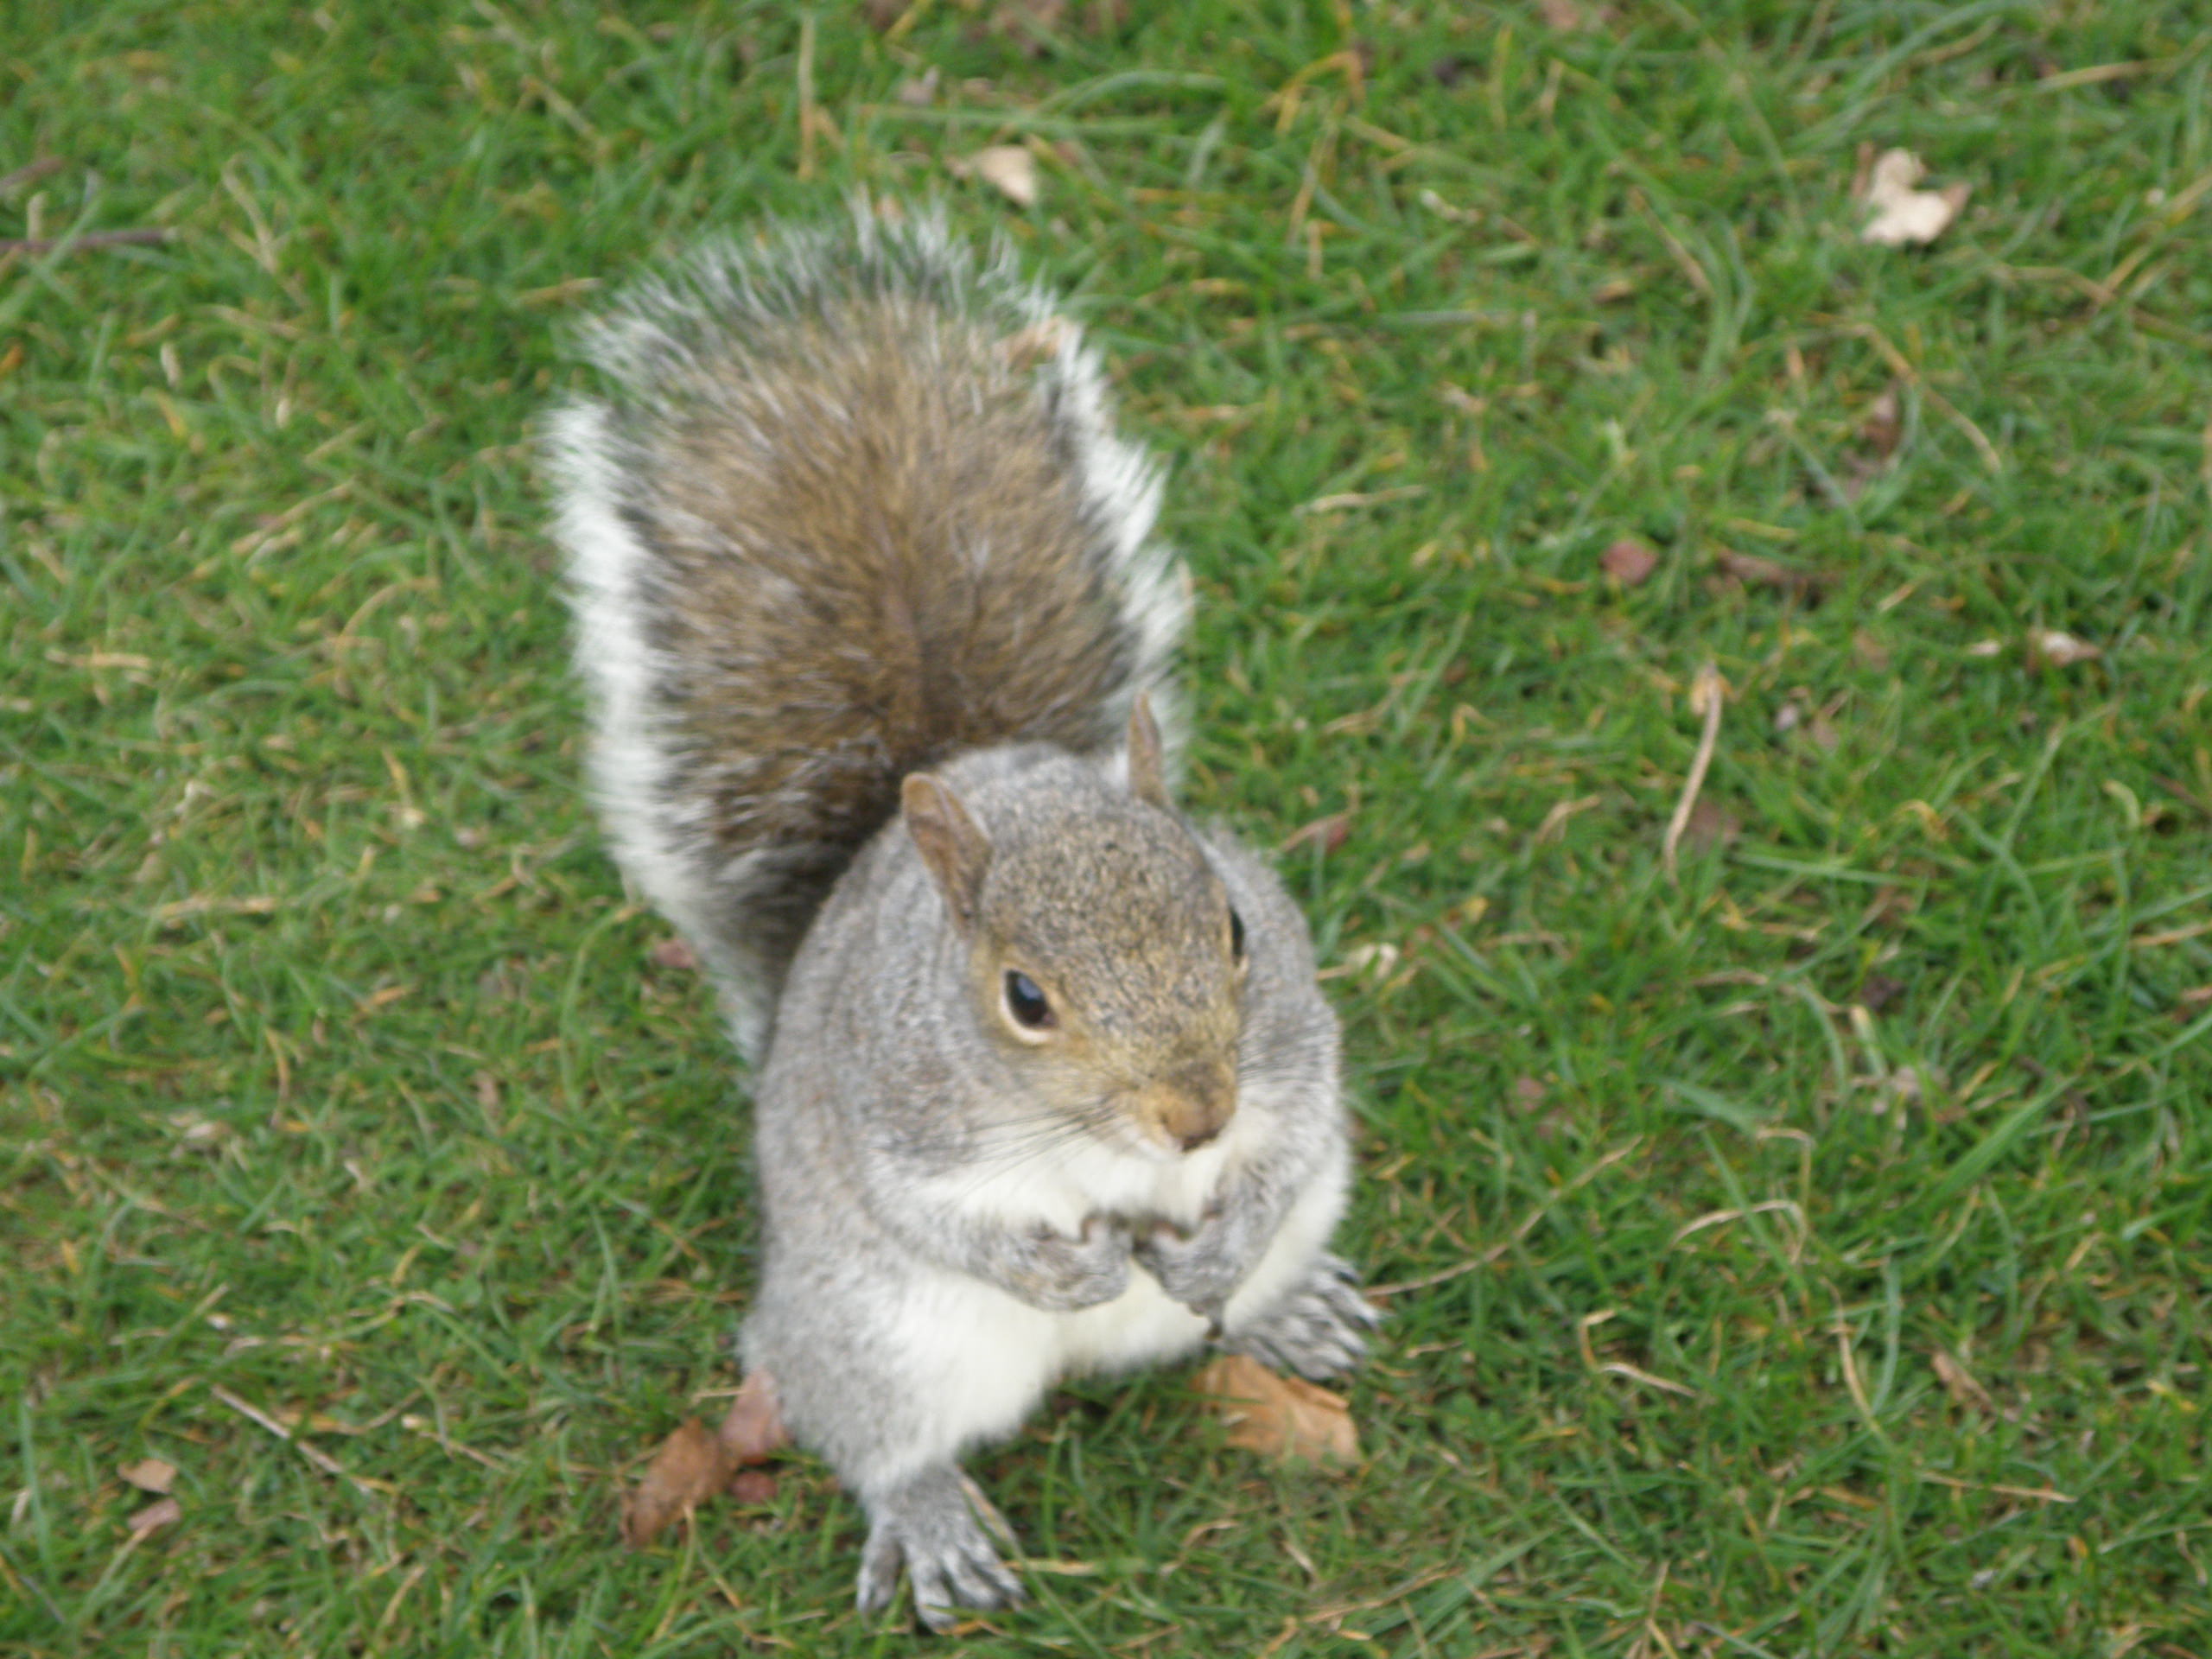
[[548, 208, 1368, 1629]]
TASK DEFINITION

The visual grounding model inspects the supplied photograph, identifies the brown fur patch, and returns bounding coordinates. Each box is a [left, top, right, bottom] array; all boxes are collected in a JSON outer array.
[[628, 300, 1135, 868]]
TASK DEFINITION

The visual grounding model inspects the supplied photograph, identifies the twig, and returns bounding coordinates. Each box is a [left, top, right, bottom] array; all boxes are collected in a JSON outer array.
[[0, 226, 173, 257], [0, 157, 67, 194], [1916, 1470, 2074, 1505], [1662, 663, 1726, 878], [211, 1383, 384, 1495]]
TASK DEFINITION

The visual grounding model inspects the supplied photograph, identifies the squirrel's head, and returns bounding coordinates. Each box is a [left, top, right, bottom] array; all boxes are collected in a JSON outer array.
[[900, 698, 1245, 1156]]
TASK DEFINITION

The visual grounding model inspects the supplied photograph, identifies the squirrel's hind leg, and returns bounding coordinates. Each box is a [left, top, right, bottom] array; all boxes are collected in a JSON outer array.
[[1222, 1252, 1380, 1382], [855, 1464, 1026, 1632]]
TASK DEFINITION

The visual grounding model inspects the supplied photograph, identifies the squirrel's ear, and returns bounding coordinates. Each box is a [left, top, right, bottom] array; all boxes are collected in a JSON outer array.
[[1125, 692, 1172, 812], [901, 772, 991, 931]]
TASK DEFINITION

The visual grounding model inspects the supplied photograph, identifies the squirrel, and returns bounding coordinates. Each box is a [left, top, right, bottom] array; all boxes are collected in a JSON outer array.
[[543, 205, 1376, 1630]]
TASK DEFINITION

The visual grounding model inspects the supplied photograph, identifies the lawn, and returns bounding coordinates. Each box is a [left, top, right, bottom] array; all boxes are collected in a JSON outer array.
[[4, 2, 2210, 1654]]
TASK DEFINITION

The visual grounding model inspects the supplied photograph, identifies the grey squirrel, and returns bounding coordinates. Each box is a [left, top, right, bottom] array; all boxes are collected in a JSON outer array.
[[543, 205, 1375, 1630]]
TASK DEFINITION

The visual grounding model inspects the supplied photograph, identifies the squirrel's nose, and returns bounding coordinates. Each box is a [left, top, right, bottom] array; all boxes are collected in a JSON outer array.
[[1176, 1121, 1223, 1154], [1147, 1061, 1236, 1154]]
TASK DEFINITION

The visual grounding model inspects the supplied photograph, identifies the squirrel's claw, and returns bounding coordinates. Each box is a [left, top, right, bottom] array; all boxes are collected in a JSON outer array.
[[1222, 1252, 1379, 1382], [857, 1464, 1027, 1632]]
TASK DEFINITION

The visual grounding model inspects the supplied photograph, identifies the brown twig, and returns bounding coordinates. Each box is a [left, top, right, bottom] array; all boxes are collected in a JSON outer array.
[[0, 226, 174, 257], [0, 157, 67, 194]]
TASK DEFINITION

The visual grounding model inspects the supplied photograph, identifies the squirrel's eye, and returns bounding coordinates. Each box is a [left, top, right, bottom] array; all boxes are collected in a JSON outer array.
[[1003, 970, 1054, 1029], [1228, 906, 1247, 961]]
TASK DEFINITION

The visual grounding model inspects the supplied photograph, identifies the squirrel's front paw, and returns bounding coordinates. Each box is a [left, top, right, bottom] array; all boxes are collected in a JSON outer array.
[[857, 1465, 1024, 1632], [1013, 1215, 1131, 1312], [1224, 1252, 1379, 1382], [1133, 1207, 1250, 1323]]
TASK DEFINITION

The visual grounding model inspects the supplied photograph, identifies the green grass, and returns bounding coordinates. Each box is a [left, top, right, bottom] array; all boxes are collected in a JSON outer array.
[[6, 2, 2210, 1654]]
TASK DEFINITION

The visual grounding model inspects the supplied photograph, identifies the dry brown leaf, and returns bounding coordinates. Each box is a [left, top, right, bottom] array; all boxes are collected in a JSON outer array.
[[1681, 797, 1742, 853], [1859, 149, 1970, 247], [728, 1468, 780, 1506], [649, 937, 697, 971], [127, 1496, 182, 1537], [1714, 548, 1829, 597], [624, 1375, 788, 1547], [1599, 538, 1658, 586], [716, 1370, 790, 1465], [622, 1419, 733, 1548], [966, 145, 1039, 208], [1193, 1355, 1359, 1465], [1859, 972, 1906, 1014], [118, 1458, 176, 1495]]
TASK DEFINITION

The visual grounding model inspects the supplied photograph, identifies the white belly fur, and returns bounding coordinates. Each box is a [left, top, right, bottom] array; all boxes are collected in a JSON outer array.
[[879, 1165, 1348, 1482]]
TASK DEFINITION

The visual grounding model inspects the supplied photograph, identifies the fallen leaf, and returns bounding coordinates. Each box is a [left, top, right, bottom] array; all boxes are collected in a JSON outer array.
[[1193, 1355, 1359, 1465], [1681, 796, 1741, 852], [1859, 148, 1970, 247], [118, 1458, 176, 1495], [728, 1469, 779, 1505], [127, 1496, 182, 1537], [623, 1419, 733, 1548], [1860, 972, 1906, 1014], [1714, 548, 1829, 597], [2028, 629, 2101, 669], [1281, 812, 1351, 855], [717, 1371, 790, 1465], [966, 144, 1039, 208], [649, 937, 697, 971], [1599, 538, 1658, 586]]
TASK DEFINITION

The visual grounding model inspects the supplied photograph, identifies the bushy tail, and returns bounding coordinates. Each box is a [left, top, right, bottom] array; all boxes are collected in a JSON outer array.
[[543, 204, 1186, 1058]]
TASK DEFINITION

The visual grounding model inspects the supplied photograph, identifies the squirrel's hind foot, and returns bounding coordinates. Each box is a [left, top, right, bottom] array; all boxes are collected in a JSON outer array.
[[856, 1465, 1026, 1632], [1225, 1252, 1380, 1382]]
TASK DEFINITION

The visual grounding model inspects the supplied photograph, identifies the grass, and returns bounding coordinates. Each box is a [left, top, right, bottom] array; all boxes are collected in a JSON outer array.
[[4, 1, 2210, 1653]]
